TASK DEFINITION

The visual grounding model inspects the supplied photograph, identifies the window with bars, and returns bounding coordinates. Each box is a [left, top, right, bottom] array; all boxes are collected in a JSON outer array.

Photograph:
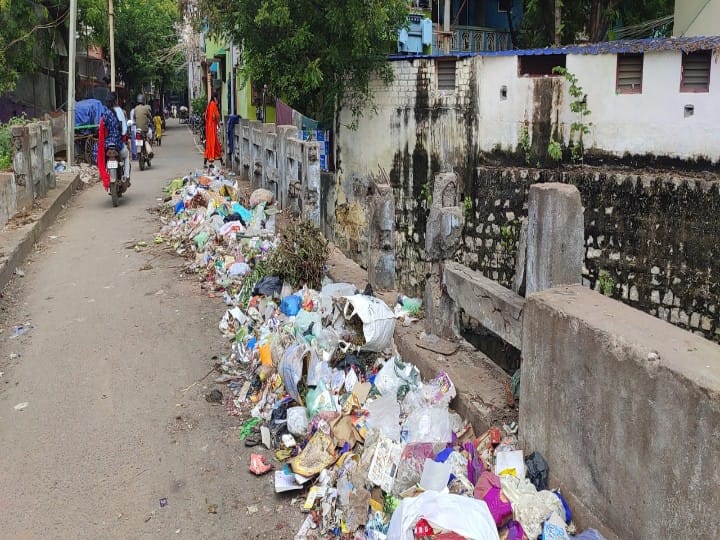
[[616, 53, 643, 94], [680, 50, 711, 93], [436, 59, 457, 91]]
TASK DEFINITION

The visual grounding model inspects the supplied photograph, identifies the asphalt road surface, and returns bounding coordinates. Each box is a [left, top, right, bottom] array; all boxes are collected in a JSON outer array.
[[0, 120, 302, 539]]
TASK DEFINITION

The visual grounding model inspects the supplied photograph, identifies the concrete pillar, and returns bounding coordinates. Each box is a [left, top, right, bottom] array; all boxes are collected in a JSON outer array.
[[40, 121, 56, 189], [262, 123, 276, 190], [301, 141, 321, 226], [276, 125, 298, 210], [28, 124, 47, 198], [249, 120, 263, 189], [524, 182, 584, 294], [368, 182, 395, 290], [424, 171, 464, 339], [11, 125, 33, 209]]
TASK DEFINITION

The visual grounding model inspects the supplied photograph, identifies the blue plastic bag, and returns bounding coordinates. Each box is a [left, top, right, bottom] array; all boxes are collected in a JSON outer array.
[[280, 295, 302, 316]]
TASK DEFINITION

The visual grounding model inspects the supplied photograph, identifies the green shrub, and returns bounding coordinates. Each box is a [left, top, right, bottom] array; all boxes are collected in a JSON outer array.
[[0, 115, 30, 171]]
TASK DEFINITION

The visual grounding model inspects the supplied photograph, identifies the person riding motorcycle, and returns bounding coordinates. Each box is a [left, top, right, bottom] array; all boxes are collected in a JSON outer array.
[[101, 93, 130, 183], [133, 94, 153, 136]]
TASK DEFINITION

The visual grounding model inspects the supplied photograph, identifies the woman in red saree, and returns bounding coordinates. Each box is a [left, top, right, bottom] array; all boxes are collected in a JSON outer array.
[[203, 95, 223, 166]]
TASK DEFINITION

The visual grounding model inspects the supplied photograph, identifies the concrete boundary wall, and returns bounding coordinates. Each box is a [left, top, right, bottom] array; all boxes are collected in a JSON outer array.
[[521, 285, 720, 538], [1, 120, 57, 228], [232, 119, 321, 225]]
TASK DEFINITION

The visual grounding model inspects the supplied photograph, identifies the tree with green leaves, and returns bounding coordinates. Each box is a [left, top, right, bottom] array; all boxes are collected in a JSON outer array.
[[0, 0, 108, 95], [114, 0, 184, 97], [197, 0, 409, 124], [518, 0, 674, 48]]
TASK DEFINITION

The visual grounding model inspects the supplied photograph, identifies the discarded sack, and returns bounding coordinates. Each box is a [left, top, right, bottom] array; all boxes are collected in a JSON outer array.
[[250, 188, 275, 207], [343, 294, 395, 352]]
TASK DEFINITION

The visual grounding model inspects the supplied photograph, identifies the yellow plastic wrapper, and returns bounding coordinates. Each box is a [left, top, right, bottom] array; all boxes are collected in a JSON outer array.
[[259, 342, 273, 366]]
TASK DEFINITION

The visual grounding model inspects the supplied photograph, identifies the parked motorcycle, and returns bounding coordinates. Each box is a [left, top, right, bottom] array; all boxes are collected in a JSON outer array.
[[105, 143, 130, 207], [135, 128, 153, 170]]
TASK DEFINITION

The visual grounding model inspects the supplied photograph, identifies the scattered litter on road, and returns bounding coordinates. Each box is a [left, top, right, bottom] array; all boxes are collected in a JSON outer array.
[[249, 454, 273, 475], [14, 268, 25, 277], [246, 505, 258, 515], [10, 324, 32, 338], [14, 402, 29, 411], [205, 389, 223, 403], [159, 498, 168, 508], [154, 169, 601, 540]]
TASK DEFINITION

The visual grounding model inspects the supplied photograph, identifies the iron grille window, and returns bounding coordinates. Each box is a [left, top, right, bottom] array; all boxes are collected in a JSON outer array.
[[681, 50, 711, 93], [436, 59, 456, 91], [616, 53, 643, 94]]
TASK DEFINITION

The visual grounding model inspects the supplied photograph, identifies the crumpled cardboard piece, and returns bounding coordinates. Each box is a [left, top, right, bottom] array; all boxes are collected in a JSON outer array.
[[331, 415, 363, 448]]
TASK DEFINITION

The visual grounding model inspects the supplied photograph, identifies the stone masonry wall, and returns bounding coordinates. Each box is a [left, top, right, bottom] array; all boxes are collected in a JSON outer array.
[[460, 167, 720, 342]]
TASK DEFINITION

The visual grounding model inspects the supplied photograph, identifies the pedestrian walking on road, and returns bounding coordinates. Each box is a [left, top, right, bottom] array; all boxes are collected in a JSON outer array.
[[203, 94, 223, 167]]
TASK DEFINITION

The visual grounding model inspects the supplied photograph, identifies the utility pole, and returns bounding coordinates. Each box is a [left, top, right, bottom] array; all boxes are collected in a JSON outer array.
[[109, 0, 116, 91], [66, 0, 78, 166]]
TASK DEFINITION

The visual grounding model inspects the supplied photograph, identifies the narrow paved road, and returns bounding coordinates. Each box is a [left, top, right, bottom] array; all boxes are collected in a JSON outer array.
[[0, 121, 300, 539]]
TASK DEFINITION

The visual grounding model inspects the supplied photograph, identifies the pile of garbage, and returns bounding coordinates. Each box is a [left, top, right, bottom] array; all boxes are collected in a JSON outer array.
[[54, 161, 100, 184], [160, 168, 604, 540]]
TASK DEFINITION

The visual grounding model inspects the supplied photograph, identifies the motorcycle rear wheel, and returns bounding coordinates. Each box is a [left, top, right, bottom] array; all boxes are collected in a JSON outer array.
[[139, 154, 145, 171], [110, 182, 119, 207]]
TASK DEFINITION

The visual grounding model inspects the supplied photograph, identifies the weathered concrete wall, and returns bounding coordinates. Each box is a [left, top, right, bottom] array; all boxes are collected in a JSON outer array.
[[520, 285, 720, 539], [0, 172, 18, 226], [1, 120, 56, 227], [334, 50, 720, 303]]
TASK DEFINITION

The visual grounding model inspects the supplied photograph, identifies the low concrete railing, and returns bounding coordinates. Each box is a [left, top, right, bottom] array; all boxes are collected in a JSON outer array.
[[1, 120, 57, 227], [232, 119, 322, 226], [433, 182, 584, 349], [521, 285, 720, 538]]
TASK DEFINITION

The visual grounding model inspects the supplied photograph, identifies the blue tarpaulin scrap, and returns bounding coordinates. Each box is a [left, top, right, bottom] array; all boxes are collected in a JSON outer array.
[[74, 99, 105, 131], [387, 35, 720, 61]]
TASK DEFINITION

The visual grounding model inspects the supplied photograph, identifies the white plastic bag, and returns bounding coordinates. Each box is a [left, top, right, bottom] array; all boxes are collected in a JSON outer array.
[[321, 282, 358, 298], [279, 344, 306, 405], [374, 357, 419, 398], [287, 406, 309, 437], [343, 294, 395, 351], [402, 405, 453, 443], [365, 393, 401, 441], [387, 491, 500, 540]]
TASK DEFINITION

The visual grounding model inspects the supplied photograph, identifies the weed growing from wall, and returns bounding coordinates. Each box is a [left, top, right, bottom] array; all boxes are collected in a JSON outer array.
[[547, 139, 563, 167], [0, 114, 30, 171], [552, 66, 591, 166], [463, 196, 473, 216], [518, 123, 531, 164], [597, 270, 615, 296]]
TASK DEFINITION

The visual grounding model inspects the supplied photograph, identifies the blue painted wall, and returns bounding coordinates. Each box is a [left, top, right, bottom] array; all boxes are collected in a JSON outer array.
[[435, 0, 523, 29], [485, 0, 523, 30]]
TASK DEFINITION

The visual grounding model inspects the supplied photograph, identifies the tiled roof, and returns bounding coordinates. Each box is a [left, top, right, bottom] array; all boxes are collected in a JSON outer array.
[[388, 35, 720, 60]]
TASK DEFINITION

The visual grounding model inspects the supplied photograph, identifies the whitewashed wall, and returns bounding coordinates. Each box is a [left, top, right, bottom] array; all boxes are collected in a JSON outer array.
[[338, 49, 720, 178], [565, 51, 719, 160]]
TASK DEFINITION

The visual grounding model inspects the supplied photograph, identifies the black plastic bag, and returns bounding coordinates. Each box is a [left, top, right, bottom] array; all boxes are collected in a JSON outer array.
[[252, 276, 283, 297], [525, 451, 549, 491]]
